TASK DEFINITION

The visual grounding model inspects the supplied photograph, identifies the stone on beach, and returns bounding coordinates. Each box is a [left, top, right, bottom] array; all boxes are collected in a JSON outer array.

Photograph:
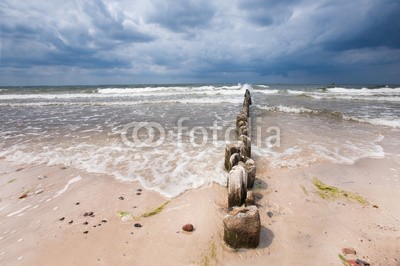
[[182, 224, 194, 232], [223, 205, 261, 249]]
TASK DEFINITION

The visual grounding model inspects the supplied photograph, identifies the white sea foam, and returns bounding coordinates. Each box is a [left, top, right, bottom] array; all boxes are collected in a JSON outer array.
[[255, 104, 400, 129], [327, 87, 400, 95], [255, 85, 269, 88], [254, 89, 280, 94], [0, 97, 243, 107], [343, 115, 400, 129], [0, 85, 247, 101], [1, 141, 228, 198], [53, 176, 82, 198], [6, 205, 31, 217]]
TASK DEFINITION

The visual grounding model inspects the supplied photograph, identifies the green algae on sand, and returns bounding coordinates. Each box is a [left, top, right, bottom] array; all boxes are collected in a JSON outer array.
[[141, 200, 170, 217], [312, 178, 368, 205]]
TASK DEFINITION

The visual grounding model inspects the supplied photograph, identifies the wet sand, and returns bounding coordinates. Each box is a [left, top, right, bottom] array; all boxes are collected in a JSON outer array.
[[1, 152, 399, 265]]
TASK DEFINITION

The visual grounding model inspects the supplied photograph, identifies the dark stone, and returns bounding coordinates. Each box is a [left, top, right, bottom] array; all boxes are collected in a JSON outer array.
[[83, 231, 89, 234], [182, 223, 194, 232], [75, 202, 80, 205], [68, 220, 73, 224], [83, 222, 88, 225], [119, 196, 124, 200], [137, 189, 142, 192], [355, 259, 370, 266], [83, 212, 89, 217], [223, 206, 261, 249], [101, 219, 107, 223], [134, 223, 142, 228], [136, 192, 141, 195], [267, 211, 273, 218], [59, 217, 65, 221]]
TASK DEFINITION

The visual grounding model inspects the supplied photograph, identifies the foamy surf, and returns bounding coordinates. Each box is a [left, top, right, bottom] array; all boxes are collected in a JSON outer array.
[[0, 83, 399, 198]]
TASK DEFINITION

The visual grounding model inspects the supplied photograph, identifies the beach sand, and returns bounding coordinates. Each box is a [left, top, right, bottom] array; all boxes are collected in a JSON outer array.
[[1, 149, 399, 265]]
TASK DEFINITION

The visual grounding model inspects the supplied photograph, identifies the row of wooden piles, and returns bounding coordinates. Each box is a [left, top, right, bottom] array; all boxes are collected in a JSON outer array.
[[223, 89, 261, 249]]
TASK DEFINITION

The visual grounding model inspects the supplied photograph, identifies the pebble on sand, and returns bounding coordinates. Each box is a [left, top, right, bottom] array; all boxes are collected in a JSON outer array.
[[342, 247, 357, 255], [134, 223, 142, 228], [182, 224, 194, 232]]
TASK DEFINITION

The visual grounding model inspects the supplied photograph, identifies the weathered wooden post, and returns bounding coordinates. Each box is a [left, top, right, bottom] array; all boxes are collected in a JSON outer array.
[[223, 87, 261, 248]]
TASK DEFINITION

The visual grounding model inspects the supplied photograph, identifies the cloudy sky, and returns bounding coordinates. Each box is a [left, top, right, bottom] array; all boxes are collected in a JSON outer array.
[[1, 0, 399, 85]]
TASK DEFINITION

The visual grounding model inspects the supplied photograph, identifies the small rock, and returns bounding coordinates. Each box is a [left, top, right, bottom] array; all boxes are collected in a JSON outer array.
[[119, 196, 124, 200], [38, 175, 47, 180], [83, 231, 89, 234], [83, 222, 88, 225], [16, 167, 24, 172], [347, 260, 358, 266], [86, 211, 94, 217], [342, 247, 356, 255], [136, 189, 142, 192], [101, 219, 107, 223], [373, 205, 379, 208], [75, 202, 80, 205], [59, 217, 65, 221], [68, 220, 73, 224], [267, 211, 273, 218], [134, 223, 142, 228], [18, 192, 28, 199], [182, 224, 194, 232], [355, 259, 370, 266], [98, 224, 101, 226], [93, 225, 97, 228], [136, 192, 141, 195]]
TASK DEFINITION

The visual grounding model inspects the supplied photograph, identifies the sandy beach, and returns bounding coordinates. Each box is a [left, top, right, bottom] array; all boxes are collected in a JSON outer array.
[[1, 145, 399, 265]]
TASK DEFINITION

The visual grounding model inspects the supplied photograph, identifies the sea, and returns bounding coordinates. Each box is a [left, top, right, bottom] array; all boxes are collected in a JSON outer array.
[[0, 84, 399, 197]]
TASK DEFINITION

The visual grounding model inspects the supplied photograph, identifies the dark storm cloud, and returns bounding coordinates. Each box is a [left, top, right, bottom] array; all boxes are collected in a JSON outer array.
[[321, 1, 400, 51], [146, 0, 216, 33], [237, 0, 299, 26], [0, 0, 399, 85]]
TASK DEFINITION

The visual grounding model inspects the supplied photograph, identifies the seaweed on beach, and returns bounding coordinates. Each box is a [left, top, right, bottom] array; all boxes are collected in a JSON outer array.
[[141, 200, 170, 217], [313, 178, 368, 205], [338, 254, 350, 266]]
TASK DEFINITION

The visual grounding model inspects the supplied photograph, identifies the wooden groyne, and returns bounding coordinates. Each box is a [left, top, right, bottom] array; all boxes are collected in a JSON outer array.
[[223, 89, 261, 249]]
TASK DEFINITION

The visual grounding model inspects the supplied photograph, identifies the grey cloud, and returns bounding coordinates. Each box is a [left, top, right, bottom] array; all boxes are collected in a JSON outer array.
[[146, 0, 216, 32]]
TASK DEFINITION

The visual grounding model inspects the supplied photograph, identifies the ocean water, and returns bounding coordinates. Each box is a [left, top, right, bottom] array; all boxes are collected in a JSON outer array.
[[0, 84, 399, 197]]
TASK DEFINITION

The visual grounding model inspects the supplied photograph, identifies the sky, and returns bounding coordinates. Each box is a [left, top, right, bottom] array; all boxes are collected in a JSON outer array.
[[0, 0, 399, 86]]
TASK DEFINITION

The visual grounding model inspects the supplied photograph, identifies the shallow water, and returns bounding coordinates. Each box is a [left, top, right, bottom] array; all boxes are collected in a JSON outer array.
[[0, 84, 399, 197]]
